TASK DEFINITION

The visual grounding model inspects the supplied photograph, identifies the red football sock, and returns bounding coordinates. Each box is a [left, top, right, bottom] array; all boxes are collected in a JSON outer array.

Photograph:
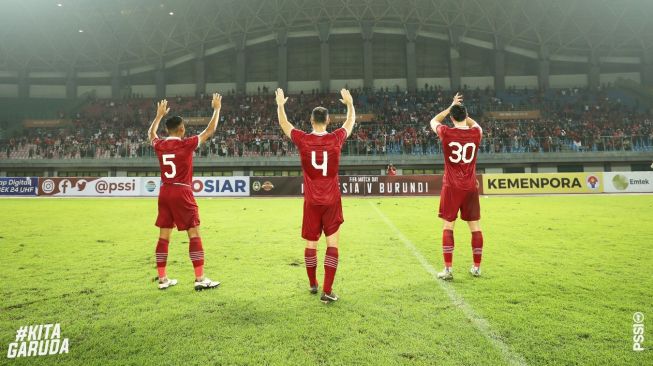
[[442, 229, 454, 268], [304, 248, 318, 287], [155, 238, 169, 279], [189, 237, 205, 279], [472, 231, 483, 267], [323, 247, 339, 294]]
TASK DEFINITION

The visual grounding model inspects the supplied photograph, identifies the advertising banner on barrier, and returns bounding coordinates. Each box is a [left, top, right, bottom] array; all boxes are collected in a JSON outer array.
[[250, 177, 303, 196], [140, 177, 250, 197], [604, 172, 653, 193], [0, 177, 38, 196], [38, 177, 140, 196], [340, 175, 441, 196], [482, 172, 603, 194], [250, 175, 483, 197]]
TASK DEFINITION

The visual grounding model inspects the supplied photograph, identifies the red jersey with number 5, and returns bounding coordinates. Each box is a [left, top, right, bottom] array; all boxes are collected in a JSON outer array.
[[152, 135, 199, 186], [436, 126, 482, 190], [291, 127, 347, 205]]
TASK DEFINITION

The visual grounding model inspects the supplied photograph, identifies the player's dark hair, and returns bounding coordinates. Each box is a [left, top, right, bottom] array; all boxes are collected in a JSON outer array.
[[311, 107, 328, 124], [450, 105, 467, 122], [165, 116, 184, 131]]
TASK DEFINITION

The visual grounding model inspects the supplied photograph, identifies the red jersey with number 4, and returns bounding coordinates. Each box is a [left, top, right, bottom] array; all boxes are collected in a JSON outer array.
[[153, 135, 199, 186], [436, 125, 482, 190], [291, 128, 347, 205]]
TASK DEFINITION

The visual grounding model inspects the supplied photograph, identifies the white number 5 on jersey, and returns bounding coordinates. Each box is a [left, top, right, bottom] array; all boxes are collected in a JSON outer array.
[[311, 151, 328, 176], [448, 142, 476, 164], [162, 154, 177, 178]]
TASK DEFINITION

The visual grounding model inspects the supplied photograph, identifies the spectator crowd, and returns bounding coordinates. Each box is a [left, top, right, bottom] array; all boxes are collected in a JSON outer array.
[[1, 86, 652, 160]]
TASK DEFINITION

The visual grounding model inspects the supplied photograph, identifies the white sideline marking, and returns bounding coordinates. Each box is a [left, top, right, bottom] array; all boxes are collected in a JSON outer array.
[[371, 203, 527, 366]]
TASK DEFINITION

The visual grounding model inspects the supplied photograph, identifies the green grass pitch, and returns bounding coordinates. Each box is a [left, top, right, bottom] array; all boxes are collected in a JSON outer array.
[[0, 195, 652, 365]]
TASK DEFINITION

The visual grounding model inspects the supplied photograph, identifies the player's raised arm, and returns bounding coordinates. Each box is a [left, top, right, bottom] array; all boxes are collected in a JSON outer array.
[[465, 115, 482, 132], [275, 88, 295, 138], [148, 99, 170, 143], [198, 93, 222, 144], [430, 93, 463, 132], [339, 89, 356, 137]]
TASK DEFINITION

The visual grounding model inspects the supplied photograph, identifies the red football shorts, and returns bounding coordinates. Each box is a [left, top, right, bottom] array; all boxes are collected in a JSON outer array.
[[302, 199, 344, 241], [438, 185, 481, 222], [155, 184, 200, 231]]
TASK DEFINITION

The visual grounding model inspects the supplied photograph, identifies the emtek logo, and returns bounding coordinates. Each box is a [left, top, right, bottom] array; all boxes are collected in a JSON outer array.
[[612, 174, 649, 191]]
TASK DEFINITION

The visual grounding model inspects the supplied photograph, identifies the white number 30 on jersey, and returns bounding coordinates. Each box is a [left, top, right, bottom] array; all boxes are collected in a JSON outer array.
[[311, 151, 328, 176], [448, 142, 476, 164]]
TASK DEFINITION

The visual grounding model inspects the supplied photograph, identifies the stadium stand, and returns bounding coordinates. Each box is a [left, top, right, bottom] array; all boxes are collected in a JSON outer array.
[[1, 86, 651, 160]]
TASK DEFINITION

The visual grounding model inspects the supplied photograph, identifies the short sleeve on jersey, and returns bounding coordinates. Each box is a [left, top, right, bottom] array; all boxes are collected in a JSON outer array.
[[151, 138, 161, 148], [334, 128, 348, 147], [436, 125, 447, 139], [290, 128, 306, 147], [184, 135, 200, 151], [472, 125, 483, 139]]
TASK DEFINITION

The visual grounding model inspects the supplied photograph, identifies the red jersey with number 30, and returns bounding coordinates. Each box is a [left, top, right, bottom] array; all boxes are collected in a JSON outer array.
[[291, 127, 347, 205], [152, 135, 199, 186], [436, 125, 482, 190]]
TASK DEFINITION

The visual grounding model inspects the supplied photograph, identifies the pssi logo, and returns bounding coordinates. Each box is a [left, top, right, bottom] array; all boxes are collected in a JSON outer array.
[[586, 175, 599, 190]]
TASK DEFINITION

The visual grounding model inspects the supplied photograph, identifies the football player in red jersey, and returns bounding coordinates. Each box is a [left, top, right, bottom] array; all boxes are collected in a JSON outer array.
[[275, 88, 356, 304], [429, 93, 484, 280], [147, 94, 222, 291]]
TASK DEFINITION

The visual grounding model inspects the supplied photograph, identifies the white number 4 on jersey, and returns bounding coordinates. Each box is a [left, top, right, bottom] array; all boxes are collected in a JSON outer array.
[[311, 151, 327, 176]]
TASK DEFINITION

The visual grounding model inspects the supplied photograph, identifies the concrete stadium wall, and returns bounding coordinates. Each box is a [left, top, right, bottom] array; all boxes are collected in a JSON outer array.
[[29, 85, 66, 99], [246, 82, 277, 94], [549, 74, 588, 88], [417, 78, 451, 89], [1, 152, 650, 177], [599, 72, 640, 85], [131, 85, 156, 97], [167, 84, 196, 97], [373, 79, 407, 90], [0, 84, 18, 98], [288, 81, 320, 93], [330, 79, 364, 91], [461, 76, 494, 89], [505, 76, 538, 89], [206, 83, 237, 93], [77, 85, 112, 99]]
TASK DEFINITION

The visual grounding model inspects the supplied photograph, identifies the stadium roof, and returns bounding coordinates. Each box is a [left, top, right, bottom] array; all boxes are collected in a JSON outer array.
[[1, 0, 652, 73]]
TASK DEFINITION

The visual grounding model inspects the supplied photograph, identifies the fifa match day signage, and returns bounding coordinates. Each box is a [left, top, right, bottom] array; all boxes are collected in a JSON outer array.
[[0, 177, 38, 196], [38, 177, 140, 196], [140, 177, 249, 197], [603, 172, 653, 193], [482, 173, 603, 194], [250, 175, 481, 196], [340, 175, 441, 196]]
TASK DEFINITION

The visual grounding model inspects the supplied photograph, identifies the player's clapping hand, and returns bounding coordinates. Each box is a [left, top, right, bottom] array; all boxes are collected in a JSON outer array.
[[156, 99, 170, 118], [451, 93, 463, 107], [275, 88, 288, 106], [339, 89, 353, 106], [211, 93, 222, 110]]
